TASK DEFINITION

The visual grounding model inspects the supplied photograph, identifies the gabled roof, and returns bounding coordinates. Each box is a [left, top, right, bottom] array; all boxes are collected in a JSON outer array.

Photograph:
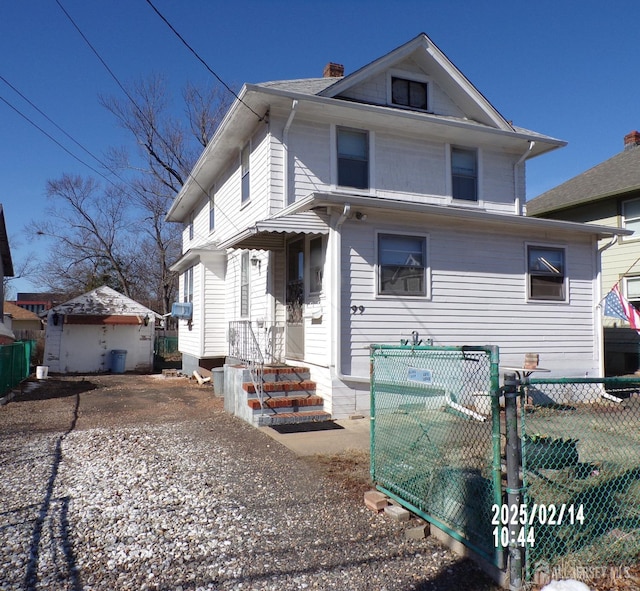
[[3, 301, 40, 321], [527, 144, 640, 216], [50, 286, 158, 317], [320, 33, 511, 131], [166, 33, 565, 223]]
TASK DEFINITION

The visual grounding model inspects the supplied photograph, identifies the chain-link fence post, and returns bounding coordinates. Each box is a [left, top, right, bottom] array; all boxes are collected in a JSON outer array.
[[504, 372, 523, 590]]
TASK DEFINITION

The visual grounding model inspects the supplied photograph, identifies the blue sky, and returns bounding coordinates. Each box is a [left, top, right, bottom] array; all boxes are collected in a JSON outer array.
[[2, 0, 640, 294]]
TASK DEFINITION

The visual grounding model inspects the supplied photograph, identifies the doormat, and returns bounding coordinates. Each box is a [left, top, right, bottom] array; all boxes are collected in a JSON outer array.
[[271, 421, 345, 434]]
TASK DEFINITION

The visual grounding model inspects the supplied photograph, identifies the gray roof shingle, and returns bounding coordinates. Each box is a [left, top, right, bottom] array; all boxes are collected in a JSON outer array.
[[527, 145, 640, 216], [256, 77, 341, 95]]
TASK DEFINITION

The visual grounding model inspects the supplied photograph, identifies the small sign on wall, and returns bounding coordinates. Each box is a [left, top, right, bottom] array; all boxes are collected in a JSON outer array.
[[407, 367, 433, 384]]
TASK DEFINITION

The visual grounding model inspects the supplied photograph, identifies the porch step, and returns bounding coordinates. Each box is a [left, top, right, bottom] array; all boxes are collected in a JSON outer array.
[[256, 410, 332, 427], [247, 395, 324, 411], [242, 380, 317, 395]]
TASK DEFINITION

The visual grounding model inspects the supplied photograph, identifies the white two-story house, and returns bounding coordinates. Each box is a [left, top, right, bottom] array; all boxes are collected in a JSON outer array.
[[167, 33, 625, 423]]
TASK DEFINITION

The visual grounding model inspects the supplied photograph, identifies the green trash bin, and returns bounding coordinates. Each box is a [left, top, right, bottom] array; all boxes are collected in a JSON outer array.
[[111, 349, 127, 374]]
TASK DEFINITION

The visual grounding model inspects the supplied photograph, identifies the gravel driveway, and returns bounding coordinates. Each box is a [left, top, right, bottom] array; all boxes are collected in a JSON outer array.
[[0, 374, 499, 591]]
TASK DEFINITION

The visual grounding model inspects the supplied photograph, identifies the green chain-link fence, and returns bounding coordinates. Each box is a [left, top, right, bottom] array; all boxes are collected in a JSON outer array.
[[521, 376, 640, 584], [0, 340, 35, 397], [370, 344, 503, 567], [154, 335, 178, 357]]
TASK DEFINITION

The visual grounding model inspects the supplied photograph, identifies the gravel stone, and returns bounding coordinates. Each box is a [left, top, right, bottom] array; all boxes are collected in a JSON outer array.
[[0, 375, 499, 590]]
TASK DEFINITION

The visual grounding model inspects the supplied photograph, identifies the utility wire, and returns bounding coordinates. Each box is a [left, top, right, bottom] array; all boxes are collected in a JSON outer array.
[[54, 0, 243, 237], [143, 0, 265, 123], [0, 93, 115, 185]]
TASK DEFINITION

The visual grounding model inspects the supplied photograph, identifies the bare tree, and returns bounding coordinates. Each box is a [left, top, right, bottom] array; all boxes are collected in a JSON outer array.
[[99, 75, 233, 314], [28, 174, 138, 299]]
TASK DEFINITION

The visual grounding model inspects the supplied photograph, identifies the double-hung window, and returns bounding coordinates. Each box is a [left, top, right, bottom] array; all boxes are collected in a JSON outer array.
[[527, 245, 566, 301], [183, 266, 194, 303], [337, 127, 369, 190], [378, 233, 427, 296], [240, 252, 250, 317], [623, 198, 640, 240], [391, 77, 428, 111], [241, 143, 250, 204], [451, 147, 478, 201]]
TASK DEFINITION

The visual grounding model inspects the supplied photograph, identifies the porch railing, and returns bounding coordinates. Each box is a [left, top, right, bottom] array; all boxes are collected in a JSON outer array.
[[228, 320, 285, 365]]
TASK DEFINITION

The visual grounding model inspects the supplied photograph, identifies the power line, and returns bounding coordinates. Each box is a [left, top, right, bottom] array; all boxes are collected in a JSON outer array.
[[0, 93, 115, 185], [143, 0, 265, 123], [54, 0, 243, 236]]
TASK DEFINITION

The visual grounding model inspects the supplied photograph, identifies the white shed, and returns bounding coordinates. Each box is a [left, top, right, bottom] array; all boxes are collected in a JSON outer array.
[[43, 286, 158, 374]]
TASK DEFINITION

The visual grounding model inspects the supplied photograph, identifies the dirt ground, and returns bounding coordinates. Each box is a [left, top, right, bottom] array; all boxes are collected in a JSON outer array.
[[0, 373, 373, 498]]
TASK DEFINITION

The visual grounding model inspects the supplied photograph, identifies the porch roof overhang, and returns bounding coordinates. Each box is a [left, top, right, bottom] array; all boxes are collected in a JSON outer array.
[[283, 192, 631, 240], [169, 245, 226, 273], [218, 210, 330, 250]]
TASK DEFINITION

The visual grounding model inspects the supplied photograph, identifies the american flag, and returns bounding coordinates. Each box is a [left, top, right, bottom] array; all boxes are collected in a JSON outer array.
[[604, 284, 640, 330]]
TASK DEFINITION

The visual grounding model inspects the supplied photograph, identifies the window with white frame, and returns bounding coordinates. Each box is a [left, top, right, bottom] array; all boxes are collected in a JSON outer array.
[[623, 198, 640, 239], [378, 233, 427, 296], [451, 147, 478, 201], [337, 127, 369, 189], [188, 211, 194, 241], [309, 236, 324, 293], [240, 252, 250, 317], [241, 143, 250, 204], [183, 266, 194, 303], [391, 76, 428, 111], [625, 276, 640, 311], [527, 245, 566, 301]]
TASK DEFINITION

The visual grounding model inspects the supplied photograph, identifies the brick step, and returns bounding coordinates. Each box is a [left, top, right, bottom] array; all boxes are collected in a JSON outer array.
[[242, 380, 316, 395], [247, 395, 324, 411], [261, 366, 310, 382], [256, 410, 332, 427]]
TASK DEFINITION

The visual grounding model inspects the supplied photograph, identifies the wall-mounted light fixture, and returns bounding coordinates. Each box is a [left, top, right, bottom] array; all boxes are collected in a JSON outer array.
[[52, 312, 60, 326], [143, 314, 150, 326]]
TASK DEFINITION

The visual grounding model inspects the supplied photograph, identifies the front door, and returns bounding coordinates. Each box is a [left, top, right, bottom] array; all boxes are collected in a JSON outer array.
[[286, 239, 304, 360]]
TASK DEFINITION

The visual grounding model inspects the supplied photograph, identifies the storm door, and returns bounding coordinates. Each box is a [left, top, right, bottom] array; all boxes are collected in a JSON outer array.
[[286, 238, 304, 360]]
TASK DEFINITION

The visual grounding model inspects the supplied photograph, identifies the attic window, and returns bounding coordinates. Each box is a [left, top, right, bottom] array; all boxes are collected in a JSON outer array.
[[391, 77, 428, 111]]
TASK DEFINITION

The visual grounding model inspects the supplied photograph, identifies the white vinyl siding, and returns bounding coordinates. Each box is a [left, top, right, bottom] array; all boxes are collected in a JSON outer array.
[[341, 216, 597, 377]]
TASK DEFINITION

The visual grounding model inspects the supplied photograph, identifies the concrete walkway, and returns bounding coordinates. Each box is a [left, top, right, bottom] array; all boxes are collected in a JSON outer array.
[[260, 416, 371, 456]]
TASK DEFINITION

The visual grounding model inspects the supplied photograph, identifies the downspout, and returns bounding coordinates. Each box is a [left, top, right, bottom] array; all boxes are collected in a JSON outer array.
[[331, 204, 369, 384], [514, 141, 535, 215], [596, 234, 619, 376], [282, 99, 298, 207]]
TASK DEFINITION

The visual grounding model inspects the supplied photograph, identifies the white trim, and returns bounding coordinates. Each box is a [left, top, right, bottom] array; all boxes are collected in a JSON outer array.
[[374, 229, 431, 300], [525, 242, 569, 304], [621, 196, 640, 242]]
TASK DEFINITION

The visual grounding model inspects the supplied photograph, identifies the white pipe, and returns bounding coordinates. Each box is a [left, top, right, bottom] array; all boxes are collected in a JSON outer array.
[[331, 204, 369, 385], [514, 140, 535, 215], [283, 100, 298, 207]]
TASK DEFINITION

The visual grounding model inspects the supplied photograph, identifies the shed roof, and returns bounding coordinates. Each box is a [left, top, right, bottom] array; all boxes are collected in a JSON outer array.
[[50, 286, 158, 318]]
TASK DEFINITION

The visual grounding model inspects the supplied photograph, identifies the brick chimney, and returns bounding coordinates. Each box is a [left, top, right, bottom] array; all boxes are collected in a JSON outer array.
[[624, 130, 640, 150], [323, 62, 344, 78]]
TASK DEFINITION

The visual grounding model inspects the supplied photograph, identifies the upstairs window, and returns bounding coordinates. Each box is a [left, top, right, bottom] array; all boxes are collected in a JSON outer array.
[[187, 211, 194, 241], [378, 233, 427, 296], [391, 77, 428, 111], [337, 127, 369, 190], [527, 246, 566, 301], [183, 266, 194, 303], [241, 143, 250, 204], [623, 198, 640, 240], [451, 147, 478, 201]]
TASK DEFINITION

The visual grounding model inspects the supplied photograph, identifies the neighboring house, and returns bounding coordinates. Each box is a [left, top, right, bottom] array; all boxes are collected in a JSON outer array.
[[0, 205, 15, 345], [43, 285, 158, 374], [527, 130, 640, 375], [12, 292, 62, 315], [4, 301, 42, 335], [166, 33, 626, 422]]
